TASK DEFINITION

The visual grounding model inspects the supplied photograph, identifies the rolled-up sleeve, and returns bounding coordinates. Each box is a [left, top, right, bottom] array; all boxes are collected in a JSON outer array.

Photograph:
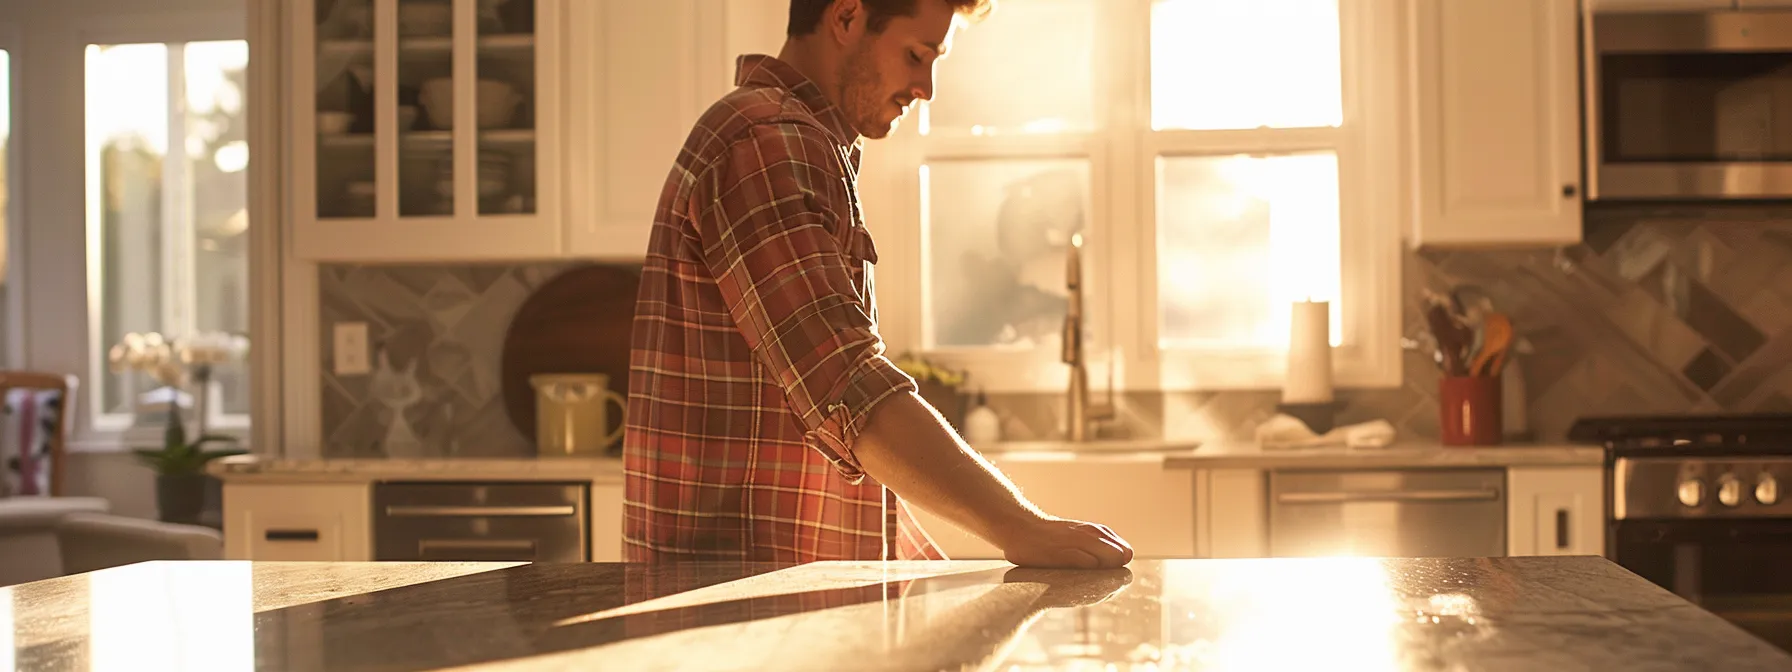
[[694, 121, 916, 483]]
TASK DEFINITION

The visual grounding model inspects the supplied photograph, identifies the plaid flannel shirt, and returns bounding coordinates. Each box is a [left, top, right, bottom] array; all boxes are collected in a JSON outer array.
[[622, 55, 945, 563]]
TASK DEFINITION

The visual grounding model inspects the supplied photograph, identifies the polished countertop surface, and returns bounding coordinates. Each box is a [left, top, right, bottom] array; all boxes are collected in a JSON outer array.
[[7, 556, 1786, 671], [1157, 441, 1606, 469], [206, 455, 624, 483], [976, 439, 1605, 468]]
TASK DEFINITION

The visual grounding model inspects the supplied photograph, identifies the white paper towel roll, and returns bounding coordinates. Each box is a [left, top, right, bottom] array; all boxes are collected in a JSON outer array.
[[1284, 300, 1334, 404]]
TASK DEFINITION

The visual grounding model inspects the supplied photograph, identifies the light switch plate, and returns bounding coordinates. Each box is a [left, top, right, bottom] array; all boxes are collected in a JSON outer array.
[[333, 322, 371, 376]]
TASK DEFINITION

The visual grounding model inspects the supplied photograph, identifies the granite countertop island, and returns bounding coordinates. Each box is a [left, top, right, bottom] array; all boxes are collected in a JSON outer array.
[[7, 556, 1787, 671], [206, 439, 1604, 486]]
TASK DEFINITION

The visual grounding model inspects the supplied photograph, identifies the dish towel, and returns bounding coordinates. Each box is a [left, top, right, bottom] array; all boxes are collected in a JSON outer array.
[[1256, 413, 1397, 450]]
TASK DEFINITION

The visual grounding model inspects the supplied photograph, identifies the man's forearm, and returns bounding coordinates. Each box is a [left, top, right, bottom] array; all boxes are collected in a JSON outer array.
[[853, 391, 1043, 548]]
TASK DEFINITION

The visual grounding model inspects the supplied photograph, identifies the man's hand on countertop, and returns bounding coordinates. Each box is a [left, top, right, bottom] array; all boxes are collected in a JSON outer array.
[[995, 516, 1134, 569]]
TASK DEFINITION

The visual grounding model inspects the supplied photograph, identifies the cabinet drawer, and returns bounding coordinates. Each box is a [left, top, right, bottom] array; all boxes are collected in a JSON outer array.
[[224, 483, 371, 561]]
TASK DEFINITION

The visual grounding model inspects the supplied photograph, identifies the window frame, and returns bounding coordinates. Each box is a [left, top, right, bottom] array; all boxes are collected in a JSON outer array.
[[74, 10, 249, 447], [866, 0, 1403, 394], [83, 36, 253, 435], [0, 24, 22, 373]]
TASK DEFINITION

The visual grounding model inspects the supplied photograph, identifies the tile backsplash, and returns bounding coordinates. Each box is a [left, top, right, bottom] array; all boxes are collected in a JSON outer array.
[[317, 204, 1792, 456], [985, 204, 1792, 445], [319, 262, 591, 458]]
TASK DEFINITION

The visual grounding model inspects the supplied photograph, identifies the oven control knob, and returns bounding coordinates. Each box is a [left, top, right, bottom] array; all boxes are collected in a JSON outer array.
[[1759, 474, 1780, 506], [1718, 474, 1744, 507], [1678, 478, 1704, 508]]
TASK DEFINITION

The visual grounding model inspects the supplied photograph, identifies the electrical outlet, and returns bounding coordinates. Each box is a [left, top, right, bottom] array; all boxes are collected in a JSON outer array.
[[334, 322, 371, 376]]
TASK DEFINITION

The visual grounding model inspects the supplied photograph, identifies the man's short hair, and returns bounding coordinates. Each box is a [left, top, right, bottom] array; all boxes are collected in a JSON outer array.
[[788, 0, 993, 37]]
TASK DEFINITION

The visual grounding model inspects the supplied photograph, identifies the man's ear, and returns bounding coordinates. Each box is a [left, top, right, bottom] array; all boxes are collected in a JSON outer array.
[[828, 0, 866, 46]]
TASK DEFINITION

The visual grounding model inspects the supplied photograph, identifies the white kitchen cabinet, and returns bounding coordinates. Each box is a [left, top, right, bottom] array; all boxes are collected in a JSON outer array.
[[223, 478, 625, 561], [224, 483, 372, 561], [1408, 0, 1583, 248], [1507, 466, 1605, 556], [290, 0, 566, 261], [1196, 469, 1269, 558], [560, 0, 782, 259], [591, 481, 623, 562], [562, 0, 737, 260], [286, 0, 756, 262], [908, 458, 1197, 560]]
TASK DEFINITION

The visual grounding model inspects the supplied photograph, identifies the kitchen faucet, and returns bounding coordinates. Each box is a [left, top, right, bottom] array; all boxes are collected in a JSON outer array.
[[1063, 233, 1115, 441]]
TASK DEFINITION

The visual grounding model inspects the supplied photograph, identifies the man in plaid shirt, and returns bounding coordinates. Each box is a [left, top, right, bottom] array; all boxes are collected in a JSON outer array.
[[623, 0, 1133, 569]]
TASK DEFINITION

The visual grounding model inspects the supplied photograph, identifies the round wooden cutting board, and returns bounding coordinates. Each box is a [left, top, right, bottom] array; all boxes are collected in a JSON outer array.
[[500, 264, 642, 446]]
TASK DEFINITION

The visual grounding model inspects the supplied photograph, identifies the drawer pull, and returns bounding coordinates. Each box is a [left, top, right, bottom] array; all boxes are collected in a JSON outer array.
[[384, 505, 577, 518], [264, 529, 320, 542], [1555, 508, 1571, 550]]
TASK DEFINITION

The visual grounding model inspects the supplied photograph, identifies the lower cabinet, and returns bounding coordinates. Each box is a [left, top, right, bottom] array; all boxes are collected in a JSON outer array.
[[1506, 466, 1605, 557], [908, 459, 1197, 560], [222, 480, 625, 562], [223, 483, 372, 561], [1189, 464, 1607, 560]]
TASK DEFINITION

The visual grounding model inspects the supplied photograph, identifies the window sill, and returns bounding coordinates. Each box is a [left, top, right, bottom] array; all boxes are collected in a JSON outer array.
[[68, 425, 253, 454], [915, 340, 1402, 394]]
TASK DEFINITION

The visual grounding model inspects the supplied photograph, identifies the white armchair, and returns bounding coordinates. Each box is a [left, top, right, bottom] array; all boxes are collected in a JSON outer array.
[[0, 496, 109, 586], [54, 512, 222, 575]]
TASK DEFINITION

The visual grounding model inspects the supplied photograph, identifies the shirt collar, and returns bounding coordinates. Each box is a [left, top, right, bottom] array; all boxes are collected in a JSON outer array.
[[735, 54, 865, 157]]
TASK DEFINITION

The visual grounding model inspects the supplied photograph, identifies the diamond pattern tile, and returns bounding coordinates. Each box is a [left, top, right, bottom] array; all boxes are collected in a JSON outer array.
[[317, 208, 1792, 453]]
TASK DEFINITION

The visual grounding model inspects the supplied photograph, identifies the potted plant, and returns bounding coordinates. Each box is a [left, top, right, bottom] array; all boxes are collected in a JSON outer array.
[[110, 331, 250, 525], [893, 352, 970, 431]]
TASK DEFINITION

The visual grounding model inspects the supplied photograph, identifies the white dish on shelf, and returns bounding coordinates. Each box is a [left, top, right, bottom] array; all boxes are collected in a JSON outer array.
[[317, 111, 355, 135], [419, 77, 523, 130]]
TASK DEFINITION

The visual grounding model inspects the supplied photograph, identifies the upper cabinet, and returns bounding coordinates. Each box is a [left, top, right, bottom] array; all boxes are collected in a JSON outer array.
[[1408, 0, 1583, 248], [287, 0, 762, 263], [292, 0, 565, 261]]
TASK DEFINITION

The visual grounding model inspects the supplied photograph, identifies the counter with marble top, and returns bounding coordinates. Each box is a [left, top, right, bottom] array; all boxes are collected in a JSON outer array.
[[7, 555, 1786, 671], [977, 438, 1606, 469], [205, 455, 625, 484]]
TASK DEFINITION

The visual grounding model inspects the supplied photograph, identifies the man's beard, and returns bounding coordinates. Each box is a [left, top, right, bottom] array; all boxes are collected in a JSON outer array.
[[838, 42, 895, 140]]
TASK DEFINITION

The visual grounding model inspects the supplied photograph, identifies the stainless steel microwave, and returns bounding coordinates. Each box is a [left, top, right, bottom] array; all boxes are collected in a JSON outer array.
[[1590, 10, 1792, 200]]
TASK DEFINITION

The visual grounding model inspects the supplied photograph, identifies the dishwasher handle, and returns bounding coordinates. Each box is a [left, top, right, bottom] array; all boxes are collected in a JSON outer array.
[[1276, 488, 1502, 504], [383, 505, 578, 518]]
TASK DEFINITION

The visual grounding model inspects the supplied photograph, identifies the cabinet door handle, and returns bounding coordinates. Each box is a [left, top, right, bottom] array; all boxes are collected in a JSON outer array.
[[1555, 509, 1570, 551], [1562, 184, 1578, 198], [265, 529, 320, 542]]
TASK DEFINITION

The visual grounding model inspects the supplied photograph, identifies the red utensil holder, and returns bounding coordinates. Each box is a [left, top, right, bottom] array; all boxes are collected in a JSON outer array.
[[1440, 376, 1501, 446]]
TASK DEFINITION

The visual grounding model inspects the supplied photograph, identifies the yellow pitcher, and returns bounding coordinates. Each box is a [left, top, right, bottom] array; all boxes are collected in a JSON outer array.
[[530, 373, 626, 457]]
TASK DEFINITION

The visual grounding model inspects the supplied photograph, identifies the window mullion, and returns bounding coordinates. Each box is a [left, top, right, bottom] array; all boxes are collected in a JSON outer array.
[[162, 43, 195, 337]]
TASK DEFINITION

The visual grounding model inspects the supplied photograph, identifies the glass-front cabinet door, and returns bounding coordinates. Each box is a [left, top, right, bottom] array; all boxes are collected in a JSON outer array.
[[292, 0, 561, 261]]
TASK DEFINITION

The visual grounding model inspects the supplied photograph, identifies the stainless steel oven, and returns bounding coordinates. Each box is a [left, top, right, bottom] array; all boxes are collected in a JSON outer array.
[[1589, 9, 1792, 200], [373, 481, 589, 562], [1612, 457, 1792, 651]]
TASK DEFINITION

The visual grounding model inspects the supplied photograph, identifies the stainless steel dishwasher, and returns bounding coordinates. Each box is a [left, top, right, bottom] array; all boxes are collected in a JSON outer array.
[[373, 482, 589, 562], [1268, 468, 1506, 558]]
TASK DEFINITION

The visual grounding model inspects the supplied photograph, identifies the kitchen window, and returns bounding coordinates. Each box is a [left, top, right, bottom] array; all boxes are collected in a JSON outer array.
[[867, 0, 1402, 392], [84, 38, 251, 433]]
